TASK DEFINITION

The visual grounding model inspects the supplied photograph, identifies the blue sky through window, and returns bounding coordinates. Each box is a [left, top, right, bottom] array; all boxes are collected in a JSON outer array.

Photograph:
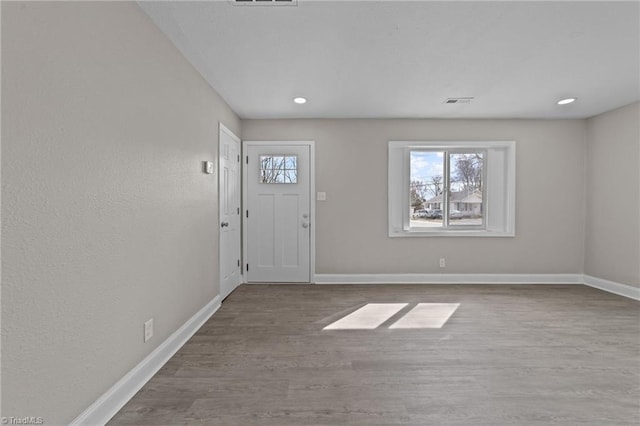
[[410, 151, 443, 182], [411, 151, 444, 199]]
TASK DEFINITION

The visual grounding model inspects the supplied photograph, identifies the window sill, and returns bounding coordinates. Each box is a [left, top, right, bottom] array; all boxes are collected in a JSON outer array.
[[389, 229, 515, 238]]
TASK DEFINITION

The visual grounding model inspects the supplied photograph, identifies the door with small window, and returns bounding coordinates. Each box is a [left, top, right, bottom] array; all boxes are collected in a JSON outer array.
[[244, 143, 311, 282]]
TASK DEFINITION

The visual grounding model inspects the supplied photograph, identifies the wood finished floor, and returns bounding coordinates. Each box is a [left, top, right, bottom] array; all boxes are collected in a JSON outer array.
[[108, 284, 640, 425]]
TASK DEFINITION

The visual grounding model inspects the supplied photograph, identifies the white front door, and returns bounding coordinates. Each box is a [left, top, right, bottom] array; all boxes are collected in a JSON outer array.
[[219, 124, 242, 299], [245, 143, 312, 282]]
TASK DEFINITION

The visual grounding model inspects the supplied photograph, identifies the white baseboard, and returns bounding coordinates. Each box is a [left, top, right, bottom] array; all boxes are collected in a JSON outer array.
[[70, 296, 222, 426], [314, 273, 584, 285], [583, 275, 640, 300], [315, 273, 639, 300]]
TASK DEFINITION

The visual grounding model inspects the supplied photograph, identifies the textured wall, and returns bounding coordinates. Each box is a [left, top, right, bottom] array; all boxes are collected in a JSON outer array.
[[585, 102, 640, 287], [242, 119, 586, 275], [1, 2, 240, 423]]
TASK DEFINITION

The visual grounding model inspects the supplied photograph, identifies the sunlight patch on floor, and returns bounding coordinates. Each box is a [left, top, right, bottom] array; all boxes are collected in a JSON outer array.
[[322, 303, 407, 330], [323, 303, 460, 330], [389, 303, 460, 329]]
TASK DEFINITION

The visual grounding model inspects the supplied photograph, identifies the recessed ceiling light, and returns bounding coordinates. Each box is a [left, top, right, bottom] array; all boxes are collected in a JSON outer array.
[[293, 97, 307, 104], [557, 98, 576, 105]]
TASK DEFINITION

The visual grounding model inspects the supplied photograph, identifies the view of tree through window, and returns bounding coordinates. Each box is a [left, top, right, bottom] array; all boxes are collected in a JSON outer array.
[[410, 151, 484, 228], [259, 155, 297, 184]]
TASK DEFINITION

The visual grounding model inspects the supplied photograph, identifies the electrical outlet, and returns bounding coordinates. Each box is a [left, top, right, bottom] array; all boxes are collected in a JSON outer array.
[[439, 258, 446, 268], [144, 318, 154, 342]]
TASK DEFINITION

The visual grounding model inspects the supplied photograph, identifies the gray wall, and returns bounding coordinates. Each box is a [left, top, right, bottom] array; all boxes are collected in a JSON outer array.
[[1, 2, 240, 423], [585, 102, 640, 287], [242, 119, 586, 275]]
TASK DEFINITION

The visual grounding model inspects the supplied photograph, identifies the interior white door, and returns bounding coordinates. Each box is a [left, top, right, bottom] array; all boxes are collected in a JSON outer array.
[[219, 125, 242, 299], [246, 144, 311, 282]]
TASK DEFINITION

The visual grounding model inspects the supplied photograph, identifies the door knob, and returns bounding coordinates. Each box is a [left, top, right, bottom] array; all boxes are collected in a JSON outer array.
[[221, 222, 229, 228], [302, 222, 310, 228]]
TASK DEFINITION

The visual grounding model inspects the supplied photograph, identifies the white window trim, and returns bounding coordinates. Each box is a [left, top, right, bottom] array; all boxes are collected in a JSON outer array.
[[388, 140, 516, 237]]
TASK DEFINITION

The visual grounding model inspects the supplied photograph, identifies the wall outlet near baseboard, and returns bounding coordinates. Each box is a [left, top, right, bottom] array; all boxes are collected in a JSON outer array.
[[144, 318, 154, 342], [439, 258, 446, 268]]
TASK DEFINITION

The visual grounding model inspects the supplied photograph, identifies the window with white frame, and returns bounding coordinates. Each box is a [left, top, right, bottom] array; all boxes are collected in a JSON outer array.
[[388, 141, 516, 237]]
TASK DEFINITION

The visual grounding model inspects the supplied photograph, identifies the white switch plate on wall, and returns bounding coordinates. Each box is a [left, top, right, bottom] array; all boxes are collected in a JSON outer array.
[[317, 191, 327, 201], [204, 161, 214, 174], [144, 318, 154, 342]]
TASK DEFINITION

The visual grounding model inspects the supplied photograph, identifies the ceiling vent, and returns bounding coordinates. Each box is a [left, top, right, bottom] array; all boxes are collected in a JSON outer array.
[[231, 0, 297, 6], [444, 97, 474, 104]]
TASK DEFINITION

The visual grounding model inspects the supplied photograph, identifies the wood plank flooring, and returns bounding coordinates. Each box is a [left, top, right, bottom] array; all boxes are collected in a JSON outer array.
[[108, 284, 640, 425]]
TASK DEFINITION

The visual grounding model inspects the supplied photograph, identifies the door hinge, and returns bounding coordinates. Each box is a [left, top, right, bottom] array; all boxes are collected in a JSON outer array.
[[237, 259, 240, 267], [237, 154, 240, 162], [246, 210, 249, 218], [246, 156, 249, 164], [237, 207, 240, 214], [246, 264, 249, 272]]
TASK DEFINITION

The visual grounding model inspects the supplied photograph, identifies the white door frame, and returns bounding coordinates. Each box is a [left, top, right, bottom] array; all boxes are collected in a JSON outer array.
[[219, 123, 243, 296], [242, 140, 316, 283]]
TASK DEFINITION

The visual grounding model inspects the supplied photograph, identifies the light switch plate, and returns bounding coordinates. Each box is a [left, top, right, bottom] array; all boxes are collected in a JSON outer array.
[[317, 192, 327, 201], [204, 161, 214, 174], [144, 318, 154, 342]]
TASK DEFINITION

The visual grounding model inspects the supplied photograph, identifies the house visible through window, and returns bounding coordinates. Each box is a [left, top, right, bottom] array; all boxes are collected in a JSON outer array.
[[410, 151, 485, 229], [389, 141, 515, 237]]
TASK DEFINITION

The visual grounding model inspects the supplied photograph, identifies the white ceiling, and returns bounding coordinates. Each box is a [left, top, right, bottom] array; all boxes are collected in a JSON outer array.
[[138, 1, 640, 119]]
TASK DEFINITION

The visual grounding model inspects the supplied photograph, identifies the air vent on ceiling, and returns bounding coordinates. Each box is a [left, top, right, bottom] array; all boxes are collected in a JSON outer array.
[[444, 97, 474, 104], [231, 0, 297, 6]]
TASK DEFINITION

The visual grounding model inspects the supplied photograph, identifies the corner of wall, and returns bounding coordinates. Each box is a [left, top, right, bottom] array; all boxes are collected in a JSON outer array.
[[581, 117, 590, 277], [582, 102, 640, 288]]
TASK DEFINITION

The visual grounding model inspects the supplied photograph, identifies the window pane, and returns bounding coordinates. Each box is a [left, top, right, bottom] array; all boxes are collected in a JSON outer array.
[[272, 156, 285, 173], [259, 154, 297, 184], [284, 170, 297, 183], [285, 156, 297, 170], [260, 155, 272, 170], [260, 169, 273, 183], [449, 153, 484, 226], [410, 151, 444, 228]]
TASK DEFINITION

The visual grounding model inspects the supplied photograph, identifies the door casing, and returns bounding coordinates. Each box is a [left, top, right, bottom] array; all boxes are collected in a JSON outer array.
[[242, 140, 316, 283]]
